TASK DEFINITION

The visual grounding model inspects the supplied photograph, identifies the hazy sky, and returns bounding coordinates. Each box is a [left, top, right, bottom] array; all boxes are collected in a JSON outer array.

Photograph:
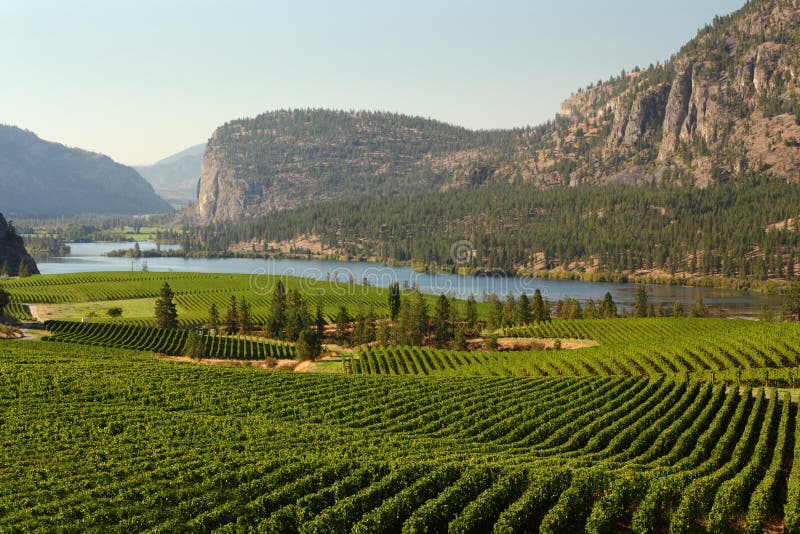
[[1, 0, 745, 166]]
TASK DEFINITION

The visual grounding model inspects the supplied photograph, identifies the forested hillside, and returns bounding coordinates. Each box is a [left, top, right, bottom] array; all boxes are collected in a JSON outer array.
[[185, 179, 800, 282]]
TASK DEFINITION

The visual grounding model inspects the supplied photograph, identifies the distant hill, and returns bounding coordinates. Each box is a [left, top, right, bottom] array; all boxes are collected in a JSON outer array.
[[135, 144, 205, 206], [0, 125, 172, 218], [195, 0, 800, 222], [0, 213, 38, 276]]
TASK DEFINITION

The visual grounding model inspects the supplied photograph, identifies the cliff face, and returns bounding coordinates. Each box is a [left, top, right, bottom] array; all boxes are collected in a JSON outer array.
[[0, 213, 38, 276], [196, 0, 800, 222], [537, 0, 800, 188], [194, 110, 514, 222], [0, 125, 173, 218]]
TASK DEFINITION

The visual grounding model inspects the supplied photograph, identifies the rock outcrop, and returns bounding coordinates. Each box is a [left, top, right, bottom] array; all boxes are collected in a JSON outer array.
[[195, 0, 800, 221]]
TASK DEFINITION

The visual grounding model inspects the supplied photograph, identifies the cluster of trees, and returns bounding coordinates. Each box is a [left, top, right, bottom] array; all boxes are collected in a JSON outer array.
[[0, 259, 32, 278], [485, 290, 552, 329], [183, 180, 800, 282]]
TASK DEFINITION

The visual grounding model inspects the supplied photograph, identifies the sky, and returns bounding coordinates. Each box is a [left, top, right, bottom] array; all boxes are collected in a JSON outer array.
[[1, 0, 746, 166]]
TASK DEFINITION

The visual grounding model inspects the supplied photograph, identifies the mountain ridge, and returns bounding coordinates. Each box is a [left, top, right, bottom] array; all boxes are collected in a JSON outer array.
[[194, 0, 800, 222], [0, 125, 172, 218], [135, 143, 205, 206]]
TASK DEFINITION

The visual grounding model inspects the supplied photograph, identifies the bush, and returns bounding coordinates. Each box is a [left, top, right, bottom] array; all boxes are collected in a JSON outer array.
[[107, 307, 123, 318]]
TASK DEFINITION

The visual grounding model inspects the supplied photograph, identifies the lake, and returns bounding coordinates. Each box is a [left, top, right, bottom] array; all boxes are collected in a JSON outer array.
[[36, 241, 782, 317]]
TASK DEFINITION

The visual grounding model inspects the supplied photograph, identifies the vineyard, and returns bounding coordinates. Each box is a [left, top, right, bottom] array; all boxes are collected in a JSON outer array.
[[42, 320, 295, 360], [1, 271, 484, 326], [1, 339, 798, 532], [347, 319, 800, 385]]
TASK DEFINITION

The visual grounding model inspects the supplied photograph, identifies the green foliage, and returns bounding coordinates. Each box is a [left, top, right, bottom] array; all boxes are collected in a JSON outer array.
[[0, 284, 8, 317], [185, 180, 800, 281], [183, 331, 206, 358], [295, 328, 321, 361], [106, 307, 123, 318], [154, 282, 178, 329]]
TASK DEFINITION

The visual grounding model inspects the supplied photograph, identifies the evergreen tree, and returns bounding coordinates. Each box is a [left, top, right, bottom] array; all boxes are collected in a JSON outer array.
[[433, 294, 452, 348], [412, 291, 429, 343], [503, 294, 517, 326], [388, 282, 401, 321], [633, 286, 649, 318], [465, 294, 479, 333], [285, 290, 309, 341], [17, 259, 31, 278], [672, 301, 685, 317], [238, 298, 252, 334], [600, 292, 617, 318], [208, 303, 220, 330], [532, 289, 546, 322], [487, 293, 503, 330], [0, 260, 9, 277], [267, 281, 287, 338], [0, 284, 8, 316], [183, 331, 206, 358], [784, 282, 800, 322], [296, 327, 322, 361], [154, 282, 178, 329], [226, 295, 238, 333], [517, 294, 532, 325], [335, 306, 350, 344], [315, 300, 325, 339]]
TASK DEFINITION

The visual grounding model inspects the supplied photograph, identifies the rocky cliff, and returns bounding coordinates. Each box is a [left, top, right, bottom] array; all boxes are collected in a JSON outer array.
[[0, 213, 38, 276], [196, 0, 800, 222], [0, 125, 173, 218]]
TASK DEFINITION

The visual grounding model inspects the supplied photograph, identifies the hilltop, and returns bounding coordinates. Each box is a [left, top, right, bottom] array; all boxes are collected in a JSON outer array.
[[194, 0, 800, 222]]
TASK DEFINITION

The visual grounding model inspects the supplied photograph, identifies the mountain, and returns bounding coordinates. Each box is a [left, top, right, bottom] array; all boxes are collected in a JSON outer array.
[[135, 144, 205, 206], [0, 125, 172, 218], [195, 109, 518, 222], [0, 213, 38, 276], [194, 0, 800, 223]]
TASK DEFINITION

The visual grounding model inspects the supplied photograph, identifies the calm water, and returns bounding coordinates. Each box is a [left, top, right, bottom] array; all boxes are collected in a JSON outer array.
[[36, 241, 781, 317]]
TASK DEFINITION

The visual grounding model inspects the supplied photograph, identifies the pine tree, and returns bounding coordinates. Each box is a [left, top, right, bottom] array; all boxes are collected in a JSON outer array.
[[154, 282, 178, 329], [784, 282, 800, 322], [0, 260, 9, 277], [388, 282, 401, 321], [238, 298, 252, 334], [503, 294, 517, 326], [433, 294, 452, 348], [184, 331, 206, 358], [17, 259, 31, 278], [532, 289, 546, 322], [517, 294, 532, 325], [487, 293, 503, 330], [673, 301, 685, 317], [285, 290, 309, 341], [335, 306, 350, 344], [226, 295, 238, 334], [267, 281, 287, 337], [296, 328, 322, 361], [315, 301, 325, 339], [208, 303, 219, 330], [0, 284, 9, 316], [465, 294, 479, 333], [633, 286, 649, 318], [601, 292, 617, 318]]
